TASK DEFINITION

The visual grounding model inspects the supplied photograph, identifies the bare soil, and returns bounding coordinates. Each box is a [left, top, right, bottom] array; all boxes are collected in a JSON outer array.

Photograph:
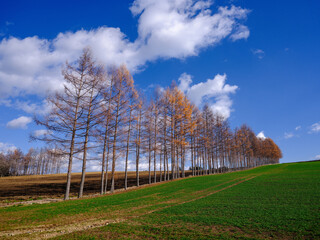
[[0, 171, 192, 204]]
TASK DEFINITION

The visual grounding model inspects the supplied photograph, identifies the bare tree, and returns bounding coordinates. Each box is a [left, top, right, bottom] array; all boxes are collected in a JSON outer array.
[[34, 48, 97, 200], [123, 88, 138, 190], [109, 65, 135, 193], [134, 99, 143, 187], [78, 60, 104, 198]]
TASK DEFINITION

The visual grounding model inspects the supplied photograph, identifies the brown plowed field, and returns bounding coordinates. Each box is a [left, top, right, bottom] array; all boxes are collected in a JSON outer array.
[[0, 171, 192, 202]]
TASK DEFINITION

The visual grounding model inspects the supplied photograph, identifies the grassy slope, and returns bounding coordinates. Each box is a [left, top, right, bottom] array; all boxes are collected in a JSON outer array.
[[1, 162, 319, 239]]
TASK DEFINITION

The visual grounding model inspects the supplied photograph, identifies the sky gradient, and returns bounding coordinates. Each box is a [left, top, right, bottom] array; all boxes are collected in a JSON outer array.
[[0, 0, 319, 170]]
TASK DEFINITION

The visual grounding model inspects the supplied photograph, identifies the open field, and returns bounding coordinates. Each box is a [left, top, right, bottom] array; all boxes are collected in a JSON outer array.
[[0, 162, 319, 239], [0, 171, 192, 203]]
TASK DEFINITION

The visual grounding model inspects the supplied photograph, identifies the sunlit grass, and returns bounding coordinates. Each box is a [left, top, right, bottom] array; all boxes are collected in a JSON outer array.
[[1, 162, 319, 239]]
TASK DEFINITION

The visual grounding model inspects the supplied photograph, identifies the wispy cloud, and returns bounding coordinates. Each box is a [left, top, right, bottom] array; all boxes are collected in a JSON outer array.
[[6, 116, 32, 129], [0, 99, 52, 115], [251, 48, 265, 59], [309, 122, 320, 133], [284, 132, 294, 139], [283, 125, 302, 139], [5, 21, 14, 26]]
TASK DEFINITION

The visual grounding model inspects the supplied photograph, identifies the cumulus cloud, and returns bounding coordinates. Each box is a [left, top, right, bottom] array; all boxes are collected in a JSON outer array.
[[64, 156, 155, 173], [178, 73, 238, 118], [315, 155, 320, 160], [126, 157, 170, 171], [257, 131, 266, 140], [131, 1, 249, 62], [295, 125, 301, 131], [310, 122, 320, 133], [59, 149, 175, 173], [0, 0, 249, 105], [60, 159, 101, 173], [6, 116, 32, 129], [178, 73, 193, 92], [0, 36, 65, 98], [0, 142, 17, 153]]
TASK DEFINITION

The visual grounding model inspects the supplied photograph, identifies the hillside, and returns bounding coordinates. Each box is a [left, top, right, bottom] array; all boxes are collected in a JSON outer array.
[[0, 162, 319, 239]]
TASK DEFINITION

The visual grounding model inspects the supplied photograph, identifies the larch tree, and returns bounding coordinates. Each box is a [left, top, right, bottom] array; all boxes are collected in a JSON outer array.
[[134, 99, 143, 187], [109, 65, 135, 193], [34, 48, 96, 200], [124, 86, 138, 190], [78, 59, 105, 198], [30, 49, 283, 197]]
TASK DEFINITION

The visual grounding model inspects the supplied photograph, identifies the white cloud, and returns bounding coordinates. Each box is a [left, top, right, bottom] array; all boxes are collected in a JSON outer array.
[[230, 25, 250, 41], [33, 129, 52, 137], [315, 155, 320, 160], [0, 0, 249, 104], [131, 1, 249, 62], [0, 36, 65, 98], [86, 161, 102, 172], [178, 73, 238, 118], [257, 131, 266, 140], [284, 132, 294, 139], [0, 142, 17, 153], [6, 116, 32, 129], [61, 159, 101, 173], [295, 125, 301, 131], [59, 152, 174, 173], [178, 73, 193, 92], [1, 99, 52, 115], [64, 156, 151, 173], [251, 48, 265, 59], [310, 122, 320, 133]]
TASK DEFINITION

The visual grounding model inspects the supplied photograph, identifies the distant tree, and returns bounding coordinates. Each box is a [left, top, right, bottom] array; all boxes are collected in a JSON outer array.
[[0, 153, 10, 177]]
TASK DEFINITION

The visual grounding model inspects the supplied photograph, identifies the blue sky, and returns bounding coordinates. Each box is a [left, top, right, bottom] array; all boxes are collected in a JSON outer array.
[[0, 0, 320, 166]]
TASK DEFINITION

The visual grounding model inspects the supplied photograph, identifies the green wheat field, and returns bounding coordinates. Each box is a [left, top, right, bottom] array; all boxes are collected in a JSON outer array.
[[1, 161, 319, 239]]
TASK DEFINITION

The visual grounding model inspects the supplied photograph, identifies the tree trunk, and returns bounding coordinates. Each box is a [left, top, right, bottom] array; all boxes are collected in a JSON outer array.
[[64, 95, 81, 201], [110, 105, 120, 194], [104, 141, 110, 193], [79, 90, 94, 198], [125, 108, 133, 190]]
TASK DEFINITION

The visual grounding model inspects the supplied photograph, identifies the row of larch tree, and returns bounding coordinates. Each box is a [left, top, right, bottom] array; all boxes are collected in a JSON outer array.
[[34, 49, 282, 200]]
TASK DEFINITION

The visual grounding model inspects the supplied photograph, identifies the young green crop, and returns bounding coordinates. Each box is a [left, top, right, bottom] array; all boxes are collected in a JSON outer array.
[[1, 162, 319, 239]]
